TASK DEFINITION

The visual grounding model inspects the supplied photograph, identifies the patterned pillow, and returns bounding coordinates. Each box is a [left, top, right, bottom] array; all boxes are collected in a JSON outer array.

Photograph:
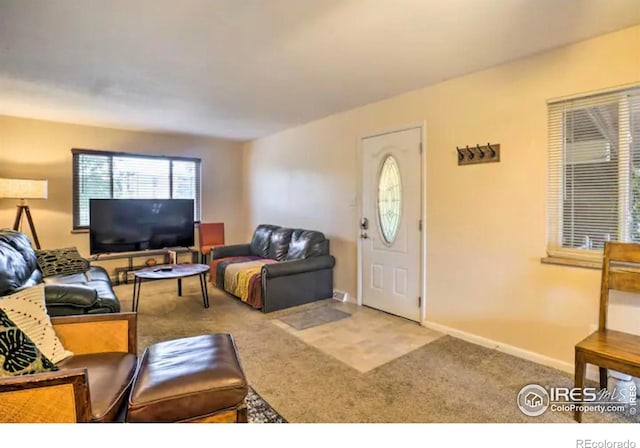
[[36, 247, 89, 277], [0, 285, 73, 364], [0, 309, 58, 377]]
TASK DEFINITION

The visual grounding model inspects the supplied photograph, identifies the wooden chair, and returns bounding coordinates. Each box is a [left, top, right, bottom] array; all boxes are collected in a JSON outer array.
[[574, 241, 640, 422], [198, 222, 225, 264], [0, 313, 137, 422]]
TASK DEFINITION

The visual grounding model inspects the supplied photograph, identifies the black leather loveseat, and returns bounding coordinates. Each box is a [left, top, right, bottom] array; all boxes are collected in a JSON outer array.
[[210, 224, 335, 313], [0, 229, 120, 316]]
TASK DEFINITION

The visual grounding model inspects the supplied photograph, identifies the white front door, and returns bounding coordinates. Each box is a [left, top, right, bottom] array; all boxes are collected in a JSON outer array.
[[360, 127, 422, 321]]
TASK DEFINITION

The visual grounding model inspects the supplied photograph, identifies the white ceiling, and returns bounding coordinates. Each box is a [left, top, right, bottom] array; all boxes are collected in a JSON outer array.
[[1, 0, 639, 140]]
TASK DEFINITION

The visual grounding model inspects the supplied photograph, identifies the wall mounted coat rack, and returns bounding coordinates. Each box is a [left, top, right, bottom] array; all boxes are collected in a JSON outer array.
[[456, 143, 500, 166]]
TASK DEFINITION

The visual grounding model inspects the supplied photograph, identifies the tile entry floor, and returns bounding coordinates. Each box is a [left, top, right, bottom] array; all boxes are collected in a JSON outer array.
[[271, 301, 443, 372]]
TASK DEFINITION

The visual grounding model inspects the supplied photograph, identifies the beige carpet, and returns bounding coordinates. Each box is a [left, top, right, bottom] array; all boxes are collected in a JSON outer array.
[[115, 277, 637, 423]]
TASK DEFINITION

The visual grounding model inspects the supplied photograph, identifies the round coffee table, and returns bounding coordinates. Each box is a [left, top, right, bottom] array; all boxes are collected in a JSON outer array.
[[132, 263, 210, 312]]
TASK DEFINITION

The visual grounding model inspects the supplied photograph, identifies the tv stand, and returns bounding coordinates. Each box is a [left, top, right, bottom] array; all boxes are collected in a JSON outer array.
[[90, 247, 198, 285]]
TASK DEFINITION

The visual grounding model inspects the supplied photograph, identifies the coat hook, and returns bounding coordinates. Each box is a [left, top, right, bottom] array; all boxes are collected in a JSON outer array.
[[487, 142, 496, 158], [456, 146, 464, 162], [477, 144, 485, 159], [466, 145, 474, 160]]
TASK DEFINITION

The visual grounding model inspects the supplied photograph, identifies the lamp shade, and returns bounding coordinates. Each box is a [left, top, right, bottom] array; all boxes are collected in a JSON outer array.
[[0, 178, 48, 199]]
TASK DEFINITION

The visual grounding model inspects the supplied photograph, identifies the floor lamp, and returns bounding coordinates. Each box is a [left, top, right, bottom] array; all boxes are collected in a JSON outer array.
[[0, 178, 48, 249]]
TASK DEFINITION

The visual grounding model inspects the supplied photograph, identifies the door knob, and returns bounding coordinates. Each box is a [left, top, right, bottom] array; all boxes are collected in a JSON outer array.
[[361, 232, 369, 239]]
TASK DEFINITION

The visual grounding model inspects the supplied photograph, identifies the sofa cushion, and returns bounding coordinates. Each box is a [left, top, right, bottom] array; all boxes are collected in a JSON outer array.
[[0, 229, 39, 296], [286, 229, 329, 260], [0, 285, 73, 364], [58, 352, 137, 423], [0, 229, 38, 273], [0, 309, 58, 377], [44, 266, 110, 285], [23, 269, 42, 289], [250, 224, 280, 258], [36, 247, 89, 278], [44, 284, 98, 309], [268, 228, 294, 261], [43, 266, 120, 314]]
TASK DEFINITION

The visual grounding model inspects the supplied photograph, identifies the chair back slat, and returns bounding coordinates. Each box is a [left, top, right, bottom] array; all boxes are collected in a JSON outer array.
[[608, 270, 640, 294], [199, 222, 225, 246], [605, 242, 640, 264], [600, 242, 640, 330]]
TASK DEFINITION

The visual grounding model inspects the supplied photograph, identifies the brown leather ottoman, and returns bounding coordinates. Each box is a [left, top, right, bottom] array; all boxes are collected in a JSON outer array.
[[127, 334, 248, 423]]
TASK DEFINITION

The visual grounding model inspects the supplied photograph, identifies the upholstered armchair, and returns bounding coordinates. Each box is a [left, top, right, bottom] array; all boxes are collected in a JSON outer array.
[[0, 312, 137, 423]]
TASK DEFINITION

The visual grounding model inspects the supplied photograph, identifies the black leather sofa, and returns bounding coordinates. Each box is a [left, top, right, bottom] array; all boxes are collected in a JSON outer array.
[[0, 229, 120, 316], [211, 224, 335, 313]]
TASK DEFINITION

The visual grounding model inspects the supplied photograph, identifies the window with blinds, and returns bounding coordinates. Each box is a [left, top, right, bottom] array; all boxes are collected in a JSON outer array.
[[72, 149, 201, 229], [547, 86, 640, 261]]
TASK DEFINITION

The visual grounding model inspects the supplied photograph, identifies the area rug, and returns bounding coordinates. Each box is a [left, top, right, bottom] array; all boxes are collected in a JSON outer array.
[[279, 305, 351, 330], [246, 387, 287, 423]]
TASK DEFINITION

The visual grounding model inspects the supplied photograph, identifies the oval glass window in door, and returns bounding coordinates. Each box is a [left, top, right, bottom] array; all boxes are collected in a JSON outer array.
[[377, 155, 402, 244]]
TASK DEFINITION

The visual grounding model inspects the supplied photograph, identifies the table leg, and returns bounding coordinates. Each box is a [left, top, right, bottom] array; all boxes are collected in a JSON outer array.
[[134, 277, 142, 313], [205, 274, 209, 308], [178, 278, 182, 297], [199, 273, 210, 308], [132, 277, 137, 312]]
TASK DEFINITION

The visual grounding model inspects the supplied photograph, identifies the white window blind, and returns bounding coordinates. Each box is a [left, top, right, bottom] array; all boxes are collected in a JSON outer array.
[[72, 149, 201, 229], [547, 86, 640, 261]]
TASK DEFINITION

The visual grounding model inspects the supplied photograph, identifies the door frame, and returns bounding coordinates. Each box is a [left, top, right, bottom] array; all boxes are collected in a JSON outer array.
[[356, 122, 427, 323]]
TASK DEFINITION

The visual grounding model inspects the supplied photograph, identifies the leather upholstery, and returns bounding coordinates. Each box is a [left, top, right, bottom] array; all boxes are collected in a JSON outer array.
[[45, 265, 111, 284], [286, 229, 330, 260], [263, 268, 334, 313], [23, 269, 43, 288], [210, 243, 252, 259], [267, 227, 294, 261], [58, 352, 137, 423], [127, 334, 248, 422], [44, 284, 98, 308], [0, 229, 121, 316], [44, 266, 120, 315], [200, 244, 222, 256], [210, 225, 334, 313], [263, 255, 335, 278], [250, 224, 280, 258], [0, 230, 39, 296]]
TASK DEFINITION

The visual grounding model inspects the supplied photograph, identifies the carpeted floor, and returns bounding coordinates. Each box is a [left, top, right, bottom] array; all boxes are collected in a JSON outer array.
[[246, 387, 287, 423], [115, 277, 637, 423]]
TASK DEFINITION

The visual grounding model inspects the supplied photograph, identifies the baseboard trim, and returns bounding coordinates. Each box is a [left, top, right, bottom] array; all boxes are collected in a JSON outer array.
[[421, 320, 600, 382]]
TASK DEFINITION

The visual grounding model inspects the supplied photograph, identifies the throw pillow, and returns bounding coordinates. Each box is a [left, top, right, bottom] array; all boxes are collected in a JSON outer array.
[[36, 247, 90, 277], [0, 309, 58, 377], [0, 285, 73, 364]]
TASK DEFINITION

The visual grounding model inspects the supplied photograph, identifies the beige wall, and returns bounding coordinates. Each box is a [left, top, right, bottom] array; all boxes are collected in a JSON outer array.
[[243, 25, 640, 367], [0, 116, 246, 273]]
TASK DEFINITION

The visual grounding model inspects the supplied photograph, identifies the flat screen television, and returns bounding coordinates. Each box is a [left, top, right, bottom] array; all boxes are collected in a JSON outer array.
[[89, 199, 195, 255]]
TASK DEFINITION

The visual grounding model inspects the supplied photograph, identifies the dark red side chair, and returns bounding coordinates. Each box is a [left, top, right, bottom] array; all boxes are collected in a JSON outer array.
[[198, 222, 225, 264]]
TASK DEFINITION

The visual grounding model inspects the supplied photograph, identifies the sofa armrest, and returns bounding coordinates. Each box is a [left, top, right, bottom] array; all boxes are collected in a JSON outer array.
[[0, 369, 91, 422], [52, 312, 137, 355], [262, 255, 335, 279], [44, 284, 98, 309], [210, 244, 252, 260]]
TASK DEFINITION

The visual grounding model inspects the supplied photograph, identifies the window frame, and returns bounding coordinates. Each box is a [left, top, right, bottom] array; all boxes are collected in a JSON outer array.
[[71, 148, 202, 231], [546, 86, 638, 263]]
